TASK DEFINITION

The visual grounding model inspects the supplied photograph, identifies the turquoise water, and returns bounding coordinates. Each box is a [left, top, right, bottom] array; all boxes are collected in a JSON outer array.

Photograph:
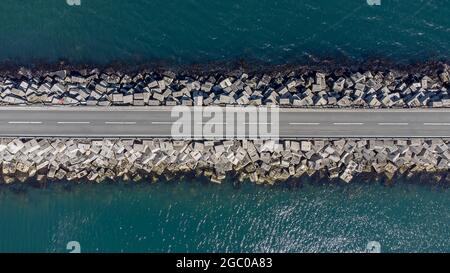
[[1, 0, 450, 253], [0, 0, 449, 65], [0, 179, 449, 253]]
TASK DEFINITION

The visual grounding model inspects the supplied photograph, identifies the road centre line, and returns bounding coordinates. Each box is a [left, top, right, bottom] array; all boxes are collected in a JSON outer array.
[[424, 123, 450, 126], [333, 122, 364, 125], [105, 121, 137, 125], [57, 121, 90, 124], [151, 121, 173, 124], [289, 122, 320, 125], [378, 123, 409, 125], [8, 121, 42, 124]]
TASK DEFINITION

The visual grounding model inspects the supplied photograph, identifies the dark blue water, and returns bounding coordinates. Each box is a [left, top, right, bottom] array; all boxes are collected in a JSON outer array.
[[0, 179, 449, 253], [0, 0, 448, 65]]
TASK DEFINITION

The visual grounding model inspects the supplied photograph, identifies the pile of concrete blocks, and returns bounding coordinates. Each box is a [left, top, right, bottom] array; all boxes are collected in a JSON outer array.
[[1, 137, 450, 185], [1, 63, 449, 108]]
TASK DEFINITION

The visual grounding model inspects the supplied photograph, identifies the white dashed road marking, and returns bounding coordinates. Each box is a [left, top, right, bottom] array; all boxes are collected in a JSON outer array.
[[378, 123, 408, 126], [57, 121, 90, 124], [424, 123, 450, 126], [333, 122, 364, 125], [289, 122, 320, 125], [105, 121, 137, 125], [151, 121, 173, 125], [8, 121, 42, 124]]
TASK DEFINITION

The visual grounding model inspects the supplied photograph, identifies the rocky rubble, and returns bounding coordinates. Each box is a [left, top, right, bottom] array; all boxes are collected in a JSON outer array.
[[1, 138, 450, 184], [0, 63, 449, 107]]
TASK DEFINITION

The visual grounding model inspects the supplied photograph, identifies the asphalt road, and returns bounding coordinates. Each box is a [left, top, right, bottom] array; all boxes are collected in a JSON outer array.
[[1, 107, 450, 138]]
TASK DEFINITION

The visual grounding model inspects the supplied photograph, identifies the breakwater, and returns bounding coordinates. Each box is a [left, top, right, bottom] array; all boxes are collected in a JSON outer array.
[[0, 63, 449, 108], [1, 138, 450, 185]]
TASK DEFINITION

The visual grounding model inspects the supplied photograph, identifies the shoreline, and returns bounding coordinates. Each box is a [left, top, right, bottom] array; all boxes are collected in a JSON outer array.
[[2, 171, 449, 190], [0, 58, 448, 76], [0, 59, 448, 78]]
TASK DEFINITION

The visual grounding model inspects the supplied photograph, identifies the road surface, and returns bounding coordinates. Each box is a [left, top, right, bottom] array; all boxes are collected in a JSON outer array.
[[1, 107, 450, 138]]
